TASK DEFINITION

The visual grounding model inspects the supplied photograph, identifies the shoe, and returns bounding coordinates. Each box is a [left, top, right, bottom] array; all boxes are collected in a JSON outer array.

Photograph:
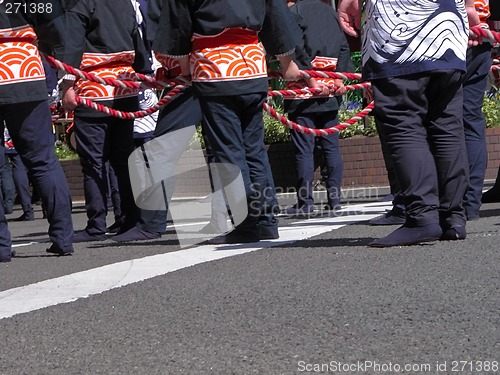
[[481, 187, 500, 203], [106, 221, 122, 235], [0, 250, 15, 262], [259, 225, 279, 240], [13, 212, 35, 221], [440, 226, 466, 241], [283, 205, 315, 216], [369, 209, 406, 226], [73, 231, 106, 243], [111, 227, 161, 242], [208, 228, 260, 244], [46, 244, 74, 256], [4, 208, 13, 215], [368, 223, 442, 248]]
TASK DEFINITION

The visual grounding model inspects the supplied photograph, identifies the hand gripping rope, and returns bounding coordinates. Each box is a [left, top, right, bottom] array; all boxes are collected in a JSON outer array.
[[46, 54, 373, 132], [45, 26, 499, 129], [470, 25, 500, 45]]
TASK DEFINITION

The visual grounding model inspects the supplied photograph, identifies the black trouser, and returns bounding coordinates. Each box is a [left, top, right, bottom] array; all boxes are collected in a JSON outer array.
[[0, 100, 74, 254], [1, 147, 15, 213], [289, 112, 343, 208], [7, 152, 33, 215], [75, 115, 137, 235], [462, 43, 492, 218], [200, 93, 276, 232], [372, 70, 468, 229]]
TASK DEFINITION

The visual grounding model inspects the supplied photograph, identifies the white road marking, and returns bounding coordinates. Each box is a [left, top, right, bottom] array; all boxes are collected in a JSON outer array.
[[0, 202, 390, 320], [12, 242, 38, 248]]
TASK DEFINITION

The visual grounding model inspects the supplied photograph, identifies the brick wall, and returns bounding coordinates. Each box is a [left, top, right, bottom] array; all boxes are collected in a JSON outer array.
[[61, 127, 500, 200], [60, 160, 84, 201]]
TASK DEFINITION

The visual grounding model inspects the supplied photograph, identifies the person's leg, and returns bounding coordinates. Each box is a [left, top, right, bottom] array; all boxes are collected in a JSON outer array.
[[200, 95, 259, 242], [369, 117, 406, 225], [105, 162, 123, 233], [0, 139, 13, 261], [9, 152, 34, 221], [240, 93, 279, 239], [462, 44, 492, 218], [5, 101, 73, 254], [369, 74, 443, 247], [374, 117, 401, 199], [74, 116, 109, 240], [107, 116, 138, 233], [426, 71, 468, 237], [317, 112, 343, 210], [287, 113, 316, 213], [200, 136, 233, 234], [112, 136, 166, 242], [1, 150, 15, 214]]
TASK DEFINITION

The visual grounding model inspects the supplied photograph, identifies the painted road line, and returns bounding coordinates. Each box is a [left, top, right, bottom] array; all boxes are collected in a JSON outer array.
[[12, 242, 38, 248], [0, 202, 391, 320]]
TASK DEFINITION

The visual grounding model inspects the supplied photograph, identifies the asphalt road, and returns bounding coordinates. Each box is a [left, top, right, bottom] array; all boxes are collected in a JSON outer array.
[[0, 200, 499, 375]]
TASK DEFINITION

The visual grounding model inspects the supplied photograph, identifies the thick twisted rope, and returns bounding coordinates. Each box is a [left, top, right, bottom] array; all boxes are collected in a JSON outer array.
[[47, 54, 371, 125], [46, 55, 189, 89], [75, 85, 185, 119], [263, 101, 374, 136], [470, 25, 500, 45], [268, 81, 371, 98], [45, 55, 144, 90], [269, 70, 362, 81]]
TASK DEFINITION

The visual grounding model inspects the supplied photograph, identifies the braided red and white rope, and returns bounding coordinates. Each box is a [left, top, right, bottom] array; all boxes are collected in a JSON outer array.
[[75, 86, 186, 119], [263, 101, 374, 136], [470, 25, 500, 45]]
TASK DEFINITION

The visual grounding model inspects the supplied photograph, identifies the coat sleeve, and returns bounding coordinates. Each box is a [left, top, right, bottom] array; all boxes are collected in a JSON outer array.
[[288, 9, 312, 70], [259, 0, 298, 56]]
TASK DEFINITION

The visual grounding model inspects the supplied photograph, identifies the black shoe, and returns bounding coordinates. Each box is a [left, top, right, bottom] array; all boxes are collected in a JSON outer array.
[[369, 210, 406, 226], [111, 227, 161, 242], [73, 231, 106, 243], [368, 223, 442, 248], [106, 221, 122, 235], [14, 212, 35, 221], [4, 208, 13, 215], [259, 225, 279, 240], [440, 226, 466, 241], [46, 244, 74, 256], [481, 187, 500, 203], [0, 250, 15, 262], [208, 228, 260, 245]]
